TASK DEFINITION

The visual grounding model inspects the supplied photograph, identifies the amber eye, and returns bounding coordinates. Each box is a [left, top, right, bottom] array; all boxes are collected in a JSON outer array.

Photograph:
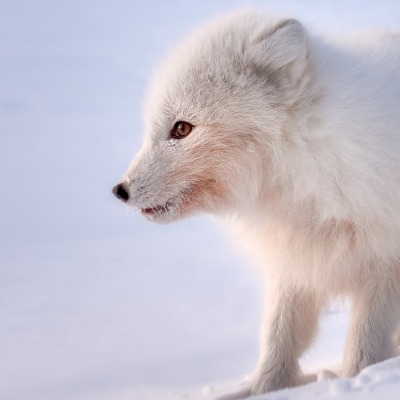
[[170, 121, 193, 139]]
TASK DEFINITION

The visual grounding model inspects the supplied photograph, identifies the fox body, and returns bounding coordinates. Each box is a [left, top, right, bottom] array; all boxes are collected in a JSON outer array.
[[113, 11, 400, 396]]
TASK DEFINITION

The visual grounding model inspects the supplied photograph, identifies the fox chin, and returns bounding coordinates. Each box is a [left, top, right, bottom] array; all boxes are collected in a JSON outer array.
[[113, 10, 400, 397]]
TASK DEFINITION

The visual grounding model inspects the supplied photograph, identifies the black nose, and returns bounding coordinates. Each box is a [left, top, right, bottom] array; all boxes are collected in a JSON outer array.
[[112, 183, 130, 202]]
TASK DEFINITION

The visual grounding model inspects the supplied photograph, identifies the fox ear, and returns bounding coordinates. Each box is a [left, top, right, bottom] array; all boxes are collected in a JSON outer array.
[[249, 19, 308, 76]]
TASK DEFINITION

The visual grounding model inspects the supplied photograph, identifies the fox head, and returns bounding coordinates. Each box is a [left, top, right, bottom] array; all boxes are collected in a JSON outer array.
[[113, 11, 312, 223]]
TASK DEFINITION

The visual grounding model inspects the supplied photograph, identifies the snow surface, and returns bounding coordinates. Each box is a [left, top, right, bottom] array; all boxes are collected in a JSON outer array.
[[1, 1, 400, 400], [217, 356, 400, 400]]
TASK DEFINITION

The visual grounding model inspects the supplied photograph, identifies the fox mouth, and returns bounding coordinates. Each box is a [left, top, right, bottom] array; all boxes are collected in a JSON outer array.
[[139, 180, 216, 220], [141, 200, 175, 216], [140, 193, 184, 219], [139, 185, 200, 221]]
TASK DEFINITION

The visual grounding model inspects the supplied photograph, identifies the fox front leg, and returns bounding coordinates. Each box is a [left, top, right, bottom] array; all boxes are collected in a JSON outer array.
[[251, 283, 322, 395], [342, 274, 400, 377]]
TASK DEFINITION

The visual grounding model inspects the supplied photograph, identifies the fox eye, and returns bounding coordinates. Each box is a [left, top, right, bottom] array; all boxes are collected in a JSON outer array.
[[170, 121, 193, 139]]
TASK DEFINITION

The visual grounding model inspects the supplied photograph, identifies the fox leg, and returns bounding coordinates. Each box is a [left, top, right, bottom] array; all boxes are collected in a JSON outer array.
[[251, 283, 323, 395], [342, 274, 400, 377]]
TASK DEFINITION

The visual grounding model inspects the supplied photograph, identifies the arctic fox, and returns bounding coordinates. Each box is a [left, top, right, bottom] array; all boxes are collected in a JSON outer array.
[[113, 11, 400, 397]]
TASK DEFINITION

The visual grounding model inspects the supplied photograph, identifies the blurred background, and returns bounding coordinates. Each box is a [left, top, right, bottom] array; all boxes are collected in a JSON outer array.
[[1, 1, 399, 399]]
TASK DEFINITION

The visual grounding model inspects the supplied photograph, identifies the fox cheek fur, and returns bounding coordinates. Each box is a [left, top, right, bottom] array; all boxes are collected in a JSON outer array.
[[114, 10, 400, 398]]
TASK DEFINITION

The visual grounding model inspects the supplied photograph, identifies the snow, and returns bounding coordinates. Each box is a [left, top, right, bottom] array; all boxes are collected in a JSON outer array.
[[1, 1, 400, 400], [203, 358, 400, 400], [256, 357, 400, 400]]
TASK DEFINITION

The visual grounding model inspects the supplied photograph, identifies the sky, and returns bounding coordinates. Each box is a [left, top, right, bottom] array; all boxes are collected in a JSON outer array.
[[1, 1, 400, 400]]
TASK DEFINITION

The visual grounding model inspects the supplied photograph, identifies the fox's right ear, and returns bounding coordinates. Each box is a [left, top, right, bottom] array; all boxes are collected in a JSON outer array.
[[248, 19, 309, 79]]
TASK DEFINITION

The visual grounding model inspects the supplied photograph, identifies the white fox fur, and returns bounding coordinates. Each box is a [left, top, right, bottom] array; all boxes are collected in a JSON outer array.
[[115, 11, 400, 397]]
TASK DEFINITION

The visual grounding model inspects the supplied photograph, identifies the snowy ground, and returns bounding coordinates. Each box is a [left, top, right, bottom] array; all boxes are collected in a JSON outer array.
[[1, 1, 400, 400]]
